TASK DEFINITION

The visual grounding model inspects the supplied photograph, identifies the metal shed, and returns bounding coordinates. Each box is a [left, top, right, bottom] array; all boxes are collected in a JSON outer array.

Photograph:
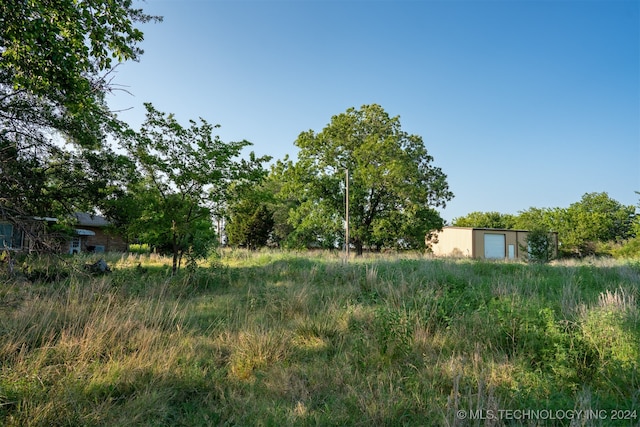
[[430, 226, 558, 260]]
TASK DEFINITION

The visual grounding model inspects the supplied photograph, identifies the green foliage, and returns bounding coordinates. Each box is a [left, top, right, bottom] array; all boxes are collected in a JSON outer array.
[[128, 244, 151, 254], [373, 205, 444, 250], [0, 0, 159, 247], [610, 238, 640, 259], [262, 158, 297, 247], [632, 191, 640, 237], [582, 305, 638, 375], [269, 156, 345, 250], [273, 104, 453, 254], [523, 227, 556, 264], [373, 306, 413, 361], [452, 211, 516, 229], [558, 193, 636, 256], [285, 197, 344, 250], [227, 203, 274, 250], [1, 1, 159, 103], [226, 182, 275, 250], [121, 103, 270, 272], [460, 192, 638, 259], [484, 300, 603, 387]]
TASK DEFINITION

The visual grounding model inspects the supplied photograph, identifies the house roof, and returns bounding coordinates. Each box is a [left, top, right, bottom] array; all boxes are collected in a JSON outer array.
[[73, 212, 110, 227]]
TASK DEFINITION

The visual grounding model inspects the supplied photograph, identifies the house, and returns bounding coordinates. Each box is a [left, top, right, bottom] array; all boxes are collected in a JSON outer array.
[[0, 220, 25, 251], [0, 209, 127, 254], [430, 226, 558, 260], [70, 212, 127, 254], [0, 208, 53, 252]]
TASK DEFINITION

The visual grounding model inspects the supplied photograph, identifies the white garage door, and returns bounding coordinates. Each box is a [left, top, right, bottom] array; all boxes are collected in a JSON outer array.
[[484, 234, 505, 259]]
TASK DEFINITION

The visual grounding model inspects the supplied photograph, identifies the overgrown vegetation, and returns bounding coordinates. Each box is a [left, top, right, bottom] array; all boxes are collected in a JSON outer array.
[[1, 251, 638, 426], [453, 192, 639, 258]]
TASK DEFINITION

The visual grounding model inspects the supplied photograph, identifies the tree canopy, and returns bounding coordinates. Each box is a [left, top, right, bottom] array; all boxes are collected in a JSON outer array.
[[274, 104, 453, 254], [0, 0, 159, 242], [121, 103, 269, 272], [452, 211, 516, 229], [1, 0, 157, 114]]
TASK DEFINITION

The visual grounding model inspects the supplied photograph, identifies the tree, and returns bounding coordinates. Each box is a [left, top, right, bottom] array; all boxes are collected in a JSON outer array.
[[0, 0, 159, 249], [522, 227, 556, 264], [227, 202, 274, 250], [515, 193, 636, 257], [569, 192, 635, 242], [225, 181, 275, 250], [1, 0, 158, 125], [278, 104, 453, 254], [268, 156, 343, 249], [262, 157, 297, 248], [452, 211, 517, 229], [559, 192, 636, 256], [122, 103, 269, 273], [513, 207, 556, 231]]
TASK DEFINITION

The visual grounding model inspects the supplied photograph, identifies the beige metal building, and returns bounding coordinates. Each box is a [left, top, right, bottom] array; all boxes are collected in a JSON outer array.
[[430, 226, 558, 260]]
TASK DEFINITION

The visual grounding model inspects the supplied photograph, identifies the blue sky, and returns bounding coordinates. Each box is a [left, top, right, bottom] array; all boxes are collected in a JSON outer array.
[[107, 0, 639, 222]]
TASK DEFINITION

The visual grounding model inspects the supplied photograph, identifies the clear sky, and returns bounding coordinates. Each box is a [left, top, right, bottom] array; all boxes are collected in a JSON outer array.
[[106, 0, 640, 223]]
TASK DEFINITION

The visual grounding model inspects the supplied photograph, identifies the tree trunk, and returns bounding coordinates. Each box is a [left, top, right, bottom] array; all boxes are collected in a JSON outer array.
[[171, 223, 178, 274], [355, 240, 364, 256], [172, 251, 178, 274]]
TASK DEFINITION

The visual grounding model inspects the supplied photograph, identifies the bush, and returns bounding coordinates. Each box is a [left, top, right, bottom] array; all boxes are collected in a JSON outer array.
[[611, 238, 640, 259], [129, 243, 151, 254], [523, 227, 556, 264]]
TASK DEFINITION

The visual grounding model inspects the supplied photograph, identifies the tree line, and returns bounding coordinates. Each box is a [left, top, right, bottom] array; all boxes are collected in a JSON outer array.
[[1, 1, 637, 272], [452, 192, 640, 258], [0, 1, 454, 272]]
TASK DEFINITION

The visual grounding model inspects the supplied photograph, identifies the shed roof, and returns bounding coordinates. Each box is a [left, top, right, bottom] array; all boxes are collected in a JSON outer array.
[[442, 226, 556, 234]]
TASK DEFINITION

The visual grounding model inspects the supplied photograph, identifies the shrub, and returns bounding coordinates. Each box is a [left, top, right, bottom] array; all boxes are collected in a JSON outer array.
[[611, 237, 640, 259], [523, 227, 556, 264], [129, 243, 151, 254]]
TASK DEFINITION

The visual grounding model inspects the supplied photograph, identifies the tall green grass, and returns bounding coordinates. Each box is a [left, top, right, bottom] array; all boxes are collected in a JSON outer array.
[[1, 251, 638, 426]]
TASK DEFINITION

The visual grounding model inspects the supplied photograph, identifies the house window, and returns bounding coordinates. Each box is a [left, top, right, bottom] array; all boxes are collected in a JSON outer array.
[[0, 222, 23, 249], [69, 237, 81, 254]]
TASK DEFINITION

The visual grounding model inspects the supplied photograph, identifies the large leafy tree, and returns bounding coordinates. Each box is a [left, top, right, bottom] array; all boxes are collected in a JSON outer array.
[[267, 156, 340, 249], [279, 104, 453, 254], [122, 103, 269, 272], [0, 0, 159, 247]]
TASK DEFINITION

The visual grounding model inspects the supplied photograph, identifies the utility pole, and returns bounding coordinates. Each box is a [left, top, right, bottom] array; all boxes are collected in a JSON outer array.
[[217, 218, 223, 246], [345, 168, 349, 260]]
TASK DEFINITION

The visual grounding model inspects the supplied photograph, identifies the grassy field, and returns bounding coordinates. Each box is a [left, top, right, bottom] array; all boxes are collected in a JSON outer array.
[[1, 250, 639, 426]]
